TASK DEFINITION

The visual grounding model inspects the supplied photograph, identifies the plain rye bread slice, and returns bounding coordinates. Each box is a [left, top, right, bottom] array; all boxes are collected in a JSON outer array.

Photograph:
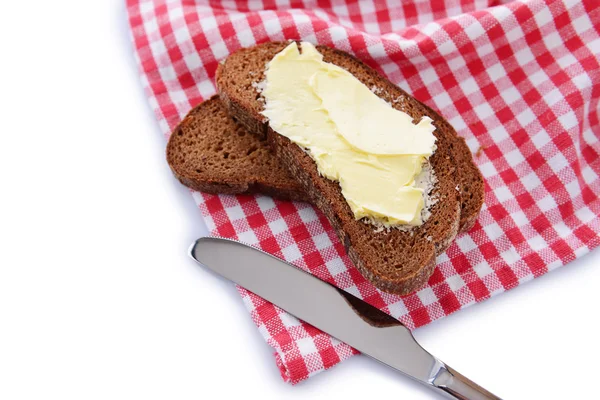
[[166, 96, 308, 202], [217, 42, 467, 295]]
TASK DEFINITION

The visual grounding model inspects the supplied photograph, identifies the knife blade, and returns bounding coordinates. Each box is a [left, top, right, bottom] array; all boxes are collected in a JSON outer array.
[[189, 236, 501, 400]]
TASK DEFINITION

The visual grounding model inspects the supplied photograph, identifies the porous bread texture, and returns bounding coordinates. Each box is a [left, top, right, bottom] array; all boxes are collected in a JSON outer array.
[[217, 42, 467, 294]]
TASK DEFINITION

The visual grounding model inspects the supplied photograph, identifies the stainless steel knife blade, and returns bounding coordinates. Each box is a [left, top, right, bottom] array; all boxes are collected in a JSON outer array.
[[189, 236, 501, 400]]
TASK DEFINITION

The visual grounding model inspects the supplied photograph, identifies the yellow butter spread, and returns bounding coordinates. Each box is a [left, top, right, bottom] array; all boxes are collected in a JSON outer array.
[[261, 42, 437, 226]]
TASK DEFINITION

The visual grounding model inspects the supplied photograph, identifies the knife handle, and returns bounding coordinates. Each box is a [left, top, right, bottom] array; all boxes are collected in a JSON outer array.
[[430, 362, 501, 400]]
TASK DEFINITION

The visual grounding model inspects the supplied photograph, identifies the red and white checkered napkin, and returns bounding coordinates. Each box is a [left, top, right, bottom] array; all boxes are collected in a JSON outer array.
[[127, 0, 600, 384]]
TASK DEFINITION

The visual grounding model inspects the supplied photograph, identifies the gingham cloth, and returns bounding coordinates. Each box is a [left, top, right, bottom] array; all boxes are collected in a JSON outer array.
[[127, 0, 600, 384]]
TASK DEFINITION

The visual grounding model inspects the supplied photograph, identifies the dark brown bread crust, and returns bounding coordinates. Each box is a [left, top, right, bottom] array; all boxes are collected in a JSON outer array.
[[451, 136, 484, 232], [217, 42, 466, 294], [166, 96, 308, 202]]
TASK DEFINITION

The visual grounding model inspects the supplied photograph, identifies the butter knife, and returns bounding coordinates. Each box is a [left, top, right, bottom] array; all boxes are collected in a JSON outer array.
[[189, 236, 501, 400]]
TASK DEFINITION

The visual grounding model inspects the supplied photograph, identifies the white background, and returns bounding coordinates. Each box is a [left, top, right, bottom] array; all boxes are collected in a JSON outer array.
[[0, 1, 598, 399]]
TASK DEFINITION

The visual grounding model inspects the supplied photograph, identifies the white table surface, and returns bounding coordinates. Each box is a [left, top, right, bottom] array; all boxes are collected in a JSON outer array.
[[1, 1, 599, 399]]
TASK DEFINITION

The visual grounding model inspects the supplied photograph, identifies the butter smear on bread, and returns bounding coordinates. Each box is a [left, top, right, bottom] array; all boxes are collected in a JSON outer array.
[[261, 42, 437, 226]]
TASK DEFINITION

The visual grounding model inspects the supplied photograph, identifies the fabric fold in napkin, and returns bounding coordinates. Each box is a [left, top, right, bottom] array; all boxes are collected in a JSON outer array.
[[127, 0, 600, 384]]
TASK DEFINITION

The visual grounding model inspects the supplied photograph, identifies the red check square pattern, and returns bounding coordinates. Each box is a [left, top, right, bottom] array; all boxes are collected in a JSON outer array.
[[127, 0, 600, 384]]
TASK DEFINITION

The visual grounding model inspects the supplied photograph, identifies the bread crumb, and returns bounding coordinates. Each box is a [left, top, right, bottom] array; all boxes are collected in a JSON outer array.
[[252, 79, 267, 104], [371, 86, 383, 95], [251, 79, 266, 93], [475, 145, 487, 157], [392, 94, 405, 104]]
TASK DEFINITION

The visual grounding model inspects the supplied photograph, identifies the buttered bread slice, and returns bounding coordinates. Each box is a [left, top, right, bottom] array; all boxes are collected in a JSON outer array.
[[216, 42, 470, 295]]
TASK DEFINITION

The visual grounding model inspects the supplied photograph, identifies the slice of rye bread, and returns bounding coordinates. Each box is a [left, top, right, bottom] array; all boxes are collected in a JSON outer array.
[[167, 95, 308, 202], [216, 42, 482, 294], [168, 95, 481, 235]]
